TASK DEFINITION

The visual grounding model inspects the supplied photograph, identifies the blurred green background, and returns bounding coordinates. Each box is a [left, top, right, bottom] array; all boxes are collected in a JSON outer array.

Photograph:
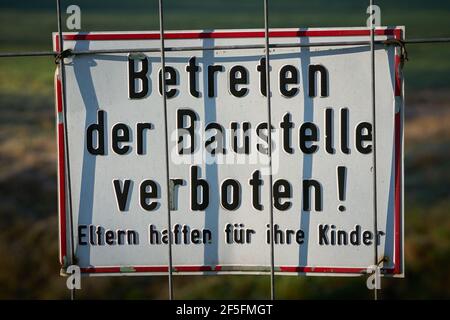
[[0, 0, 449, 299]]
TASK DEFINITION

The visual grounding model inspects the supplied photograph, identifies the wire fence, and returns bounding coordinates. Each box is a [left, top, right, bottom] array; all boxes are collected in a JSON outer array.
[[1, 0, 449, 301], [1, 38, 450, 59]]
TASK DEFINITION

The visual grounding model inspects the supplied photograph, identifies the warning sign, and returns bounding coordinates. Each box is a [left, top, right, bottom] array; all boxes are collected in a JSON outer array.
[[54, 27, 404, 276]]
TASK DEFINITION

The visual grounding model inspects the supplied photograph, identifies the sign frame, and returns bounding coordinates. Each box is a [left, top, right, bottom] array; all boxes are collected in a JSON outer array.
[[54, 27, 404, 277]]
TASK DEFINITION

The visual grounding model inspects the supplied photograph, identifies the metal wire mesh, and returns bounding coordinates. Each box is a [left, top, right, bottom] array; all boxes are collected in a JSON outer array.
[[1, 0, 449, 301], [1, 38, 449, 59]]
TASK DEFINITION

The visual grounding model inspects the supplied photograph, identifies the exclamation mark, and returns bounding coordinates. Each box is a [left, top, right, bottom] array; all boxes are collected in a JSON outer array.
[[337, 166, 347, 212]]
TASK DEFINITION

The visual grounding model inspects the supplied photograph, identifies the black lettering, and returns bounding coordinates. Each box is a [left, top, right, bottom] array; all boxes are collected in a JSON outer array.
[[205, 123, 226, 155], [112, 123, 130, 155], [256, 122, 274, 155], [341, 108, 350, 154], [105, 230, 115, 245], [249, 170, 263, 211], [309, 64, 328, 97], [363, 231, 373, 245], [273, 179, 292, 211], [140, 180, 159, 211], [78, 225, 87, 245], [149, 224, 161, 244], [136, 123, 152, 155], [221, 179, 241, 211], [257, 58, 267, 96], [177, 109, 198, 154], [325, 108, 335, 154], [279, 65, 299, 97], [299, 122, 318, 154], [208, 65, 224, 97], [191, 166, 209, 211], [87, 110, 105, 155], [318, 224, 329, 245], [128, 57, 148, 99], [113, 179, 132, 211], [231, 122, 251, 154], [303, 179, 322, 211], [186, 57, 200, 98], [159, 66, 178, 98], [280, 113, 294, 154], [356, 122, 373, 154], [350, 225, 361, 245], [229, 65, 249, 97]]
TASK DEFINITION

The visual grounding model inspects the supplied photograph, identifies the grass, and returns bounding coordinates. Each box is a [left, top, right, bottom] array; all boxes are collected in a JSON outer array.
[[0, 0, 449, 299]]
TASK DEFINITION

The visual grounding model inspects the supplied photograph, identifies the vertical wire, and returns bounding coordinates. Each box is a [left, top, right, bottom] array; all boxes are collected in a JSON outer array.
[[263, 0, 276, 301], [369, 0, 379, 301], [158, 0, 174, 300], [56, 0, 76, 301]]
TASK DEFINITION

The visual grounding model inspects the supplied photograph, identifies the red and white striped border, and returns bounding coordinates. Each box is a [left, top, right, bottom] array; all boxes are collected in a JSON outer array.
[[55, 28, 404, 276]]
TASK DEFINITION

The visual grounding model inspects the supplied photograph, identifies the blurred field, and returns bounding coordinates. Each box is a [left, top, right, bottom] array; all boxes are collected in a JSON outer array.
[[0, 0, 449, 299]]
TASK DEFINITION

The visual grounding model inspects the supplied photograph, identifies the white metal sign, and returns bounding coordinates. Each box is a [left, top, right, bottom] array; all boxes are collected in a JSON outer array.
[[54, 27, 404, 276]]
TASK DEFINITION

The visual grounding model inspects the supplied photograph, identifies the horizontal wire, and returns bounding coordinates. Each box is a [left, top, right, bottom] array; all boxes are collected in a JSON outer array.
[[0, 37, 449, 58], [69, 40, 387, 56], [403, 37, 450, 44], [0, 51, 57, 57]]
